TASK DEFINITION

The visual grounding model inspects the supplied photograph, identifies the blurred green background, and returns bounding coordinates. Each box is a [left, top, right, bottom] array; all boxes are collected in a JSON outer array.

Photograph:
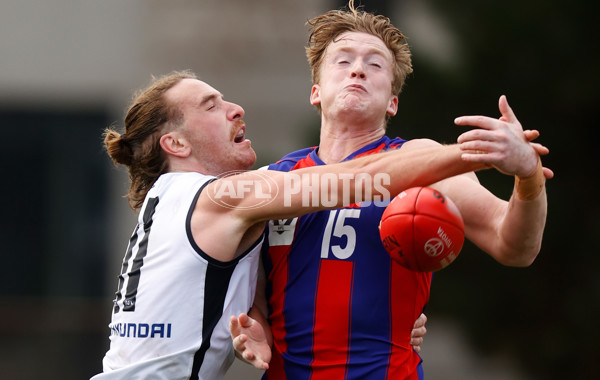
[[0, 0, 596, 379]]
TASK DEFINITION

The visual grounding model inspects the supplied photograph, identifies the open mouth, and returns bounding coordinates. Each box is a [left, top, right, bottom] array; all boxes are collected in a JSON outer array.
[[234, 127, 246, 143]]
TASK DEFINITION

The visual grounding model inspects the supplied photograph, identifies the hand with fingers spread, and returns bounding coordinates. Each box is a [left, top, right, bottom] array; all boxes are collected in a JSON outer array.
[[455, 95, 552, 179], [230, 312, 271, 370]]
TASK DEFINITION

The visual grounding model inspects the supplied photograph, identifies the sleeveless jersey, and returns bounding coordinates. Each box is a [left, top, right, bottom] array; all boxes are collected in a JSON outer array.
[[91, 172, 263, 380], [263, 136, 430, 380]]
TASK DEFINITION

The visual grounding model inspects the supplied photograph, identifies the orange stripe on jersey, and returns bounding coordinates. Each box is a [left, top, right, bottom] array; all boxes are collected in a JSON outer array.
[[310, 259, 354, 380], [268, 245, 290, 355], [268, 344, 287, 380], [355, 142, 386, 158], [292, 156, 317, 169], [387, 259, 430, 378]]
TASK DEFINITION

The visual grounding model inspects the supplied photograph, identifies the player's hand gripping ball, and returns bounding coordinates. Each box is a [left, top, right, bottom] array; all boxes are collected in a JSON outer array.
[[379, 187, 465, 272]]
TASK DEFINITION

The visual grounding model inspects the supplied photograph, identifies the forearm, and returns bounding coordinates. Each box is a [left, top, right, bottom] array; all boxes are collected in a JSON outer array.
[[359, 144, 487, 198], [238, 144, 487, 223], [498, 162, 548, 266]]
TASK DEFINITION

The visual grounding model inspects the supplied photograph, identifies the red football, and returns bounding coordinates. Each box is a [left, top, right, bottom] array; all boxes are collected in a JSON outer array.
[[379, 187, 465, 272]]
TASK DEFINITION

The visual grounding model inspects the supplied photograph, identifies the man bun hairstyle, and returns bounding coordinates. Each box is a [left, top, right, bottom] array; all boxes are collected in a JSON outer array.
[[104, 70, 196, 210], [104, 129, 133, 166]]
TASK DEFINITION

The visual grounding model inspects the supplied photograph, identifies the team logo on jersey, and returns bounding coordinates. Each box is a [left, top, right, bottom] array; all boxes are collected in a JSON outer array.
[[268, 218, 297, 246], [123, 298, 135, 308], [110, 322, 172, 338]]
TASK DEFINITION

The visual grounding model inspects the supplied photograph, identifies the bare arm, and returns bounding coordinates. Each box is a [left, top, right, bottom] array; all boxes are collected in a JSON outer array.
[[412, 95, 550, 266], [434, 173, 546, 266], [191, 143, 487, 261]]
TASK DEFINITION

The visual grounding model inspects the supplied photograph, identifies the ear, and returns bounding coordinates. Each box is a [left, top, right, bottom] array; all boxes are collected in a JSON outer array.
[[160, 132, 191, 158], [309, 84, 321, 106], [386, 95, 398, 117]]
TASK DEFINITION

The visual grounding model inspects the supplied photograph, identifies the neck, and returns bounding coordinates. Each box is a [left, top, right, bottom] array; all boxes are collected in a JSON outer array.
[[317, 118, 386, 164], [167, 156, 217, 176]]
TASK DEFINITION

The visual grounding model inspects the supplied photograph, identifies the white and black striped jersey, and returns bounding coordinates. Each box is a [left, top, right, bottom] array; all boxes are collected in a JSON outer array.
[[91, 172, 263, 380]]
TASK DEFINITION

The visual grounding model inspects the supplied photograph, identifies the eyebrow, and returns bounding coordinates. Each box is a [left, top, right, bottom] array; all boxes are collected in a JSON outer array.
[[198, 93, 222, 107], [333, 45, 388, 58]]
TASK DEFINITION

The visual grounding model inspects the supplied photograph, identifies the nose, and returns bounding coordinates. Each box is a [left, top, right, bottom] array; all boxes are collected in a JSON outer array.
[[228, 101, 245, 120], [350, 60, 366, 79]]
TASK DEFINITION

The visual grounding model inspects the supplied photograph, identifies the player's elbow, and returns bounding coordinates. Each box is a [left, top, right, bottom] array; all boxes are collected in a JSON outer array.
[[503, 254, 537, 268], [496, 243, 541, 267]]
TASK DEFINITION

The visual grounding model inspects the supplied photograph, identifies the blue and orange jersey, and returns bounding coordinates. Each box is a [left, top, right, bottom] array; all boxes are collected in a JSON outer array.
[[262, 136, 431, 380]]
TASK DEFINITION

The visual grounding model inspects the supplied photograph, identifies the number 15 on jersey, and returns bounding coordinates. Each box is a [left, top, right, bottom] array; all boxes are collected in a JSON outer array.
[[321, 209, 361, 260]]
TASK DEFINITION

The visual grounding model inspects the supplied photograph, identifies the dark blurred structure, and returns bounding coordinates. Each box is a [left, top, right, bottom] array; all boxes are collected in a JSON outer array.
[[0, 109, 112, 379]]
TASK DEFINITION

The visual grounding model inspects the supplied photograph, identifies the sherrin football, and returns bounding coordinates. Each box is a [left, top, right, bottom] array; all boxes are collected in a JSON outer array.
[[379, 187, 465, 272]]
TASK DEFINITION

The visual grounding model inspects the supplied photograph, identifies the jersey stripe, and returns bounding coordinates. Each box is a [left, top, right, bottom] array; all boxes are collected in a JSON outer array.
[[311, 259, 354, 380], [387, 260, 429, 379], [96, 173, 262, 380], [113, 228, 139, 314], [267, 344, 287, 380], [265, 137, 432, 379], [355, 142, 386, 158], [387, 259, 412, 379], [268, 245, 290, 355], [292, 155, 317, 170], [190, 263, 236, 380], [123, 196, 159, 312]]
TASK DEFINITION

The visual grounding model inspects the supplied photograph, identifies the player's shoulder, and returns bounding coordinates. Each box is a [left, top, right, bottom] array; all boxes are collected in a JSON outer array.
[[156, 172, 214, 189], [268, 146, 317, 170], [149, 172, 215, 203]]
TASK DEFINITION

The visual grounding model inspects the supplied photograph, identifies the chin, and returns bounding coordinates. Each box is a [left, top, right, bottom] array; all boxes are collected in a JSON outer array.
[[240, 151, 257, 170], [245, 156, 257, 170]]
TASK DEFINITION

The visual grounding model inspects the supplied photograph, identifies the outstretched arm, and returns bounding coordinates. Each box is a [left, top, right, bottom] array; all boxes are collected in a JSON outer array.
[[194, 141, 488, 262], [447, 95, 550, 266]]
